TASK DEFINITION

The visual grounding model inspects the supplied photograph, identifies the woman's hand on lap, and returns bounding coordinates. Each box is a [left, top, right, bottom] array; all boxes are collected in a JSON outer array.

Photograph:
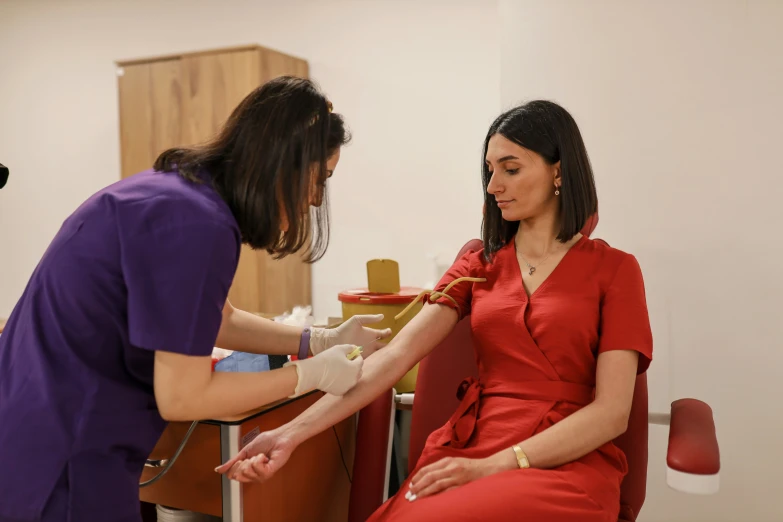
[[406, 455, 508, 501]]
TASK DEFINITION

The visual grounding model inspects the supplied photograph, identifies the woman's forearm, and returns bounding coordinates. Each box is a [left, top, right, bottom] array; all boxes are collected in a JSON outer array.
[[485, 402, 628, 473], [215, 301, 302, 355], [485, 350, 638, 472], [281, 340, 409, 445], [280, 305, 458, 446]]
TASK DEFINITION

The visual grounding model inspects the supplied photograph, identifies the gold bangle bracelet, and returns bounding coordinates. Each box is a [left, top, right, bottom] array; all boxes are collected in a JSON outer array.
[[512, 444, 530, 469]]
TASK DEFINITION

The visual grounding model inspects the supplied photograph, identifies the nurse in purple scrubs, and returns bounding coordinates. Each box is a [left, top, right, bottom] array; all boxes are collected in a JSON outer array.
[[0, 76, 389, 522]]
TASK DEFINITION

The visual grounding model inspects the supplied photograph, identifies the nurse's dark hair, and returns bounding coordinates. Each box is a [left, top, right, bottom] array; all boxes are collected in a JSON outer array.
[[481, 100, 597, 259], [153, 76, 350, 261]]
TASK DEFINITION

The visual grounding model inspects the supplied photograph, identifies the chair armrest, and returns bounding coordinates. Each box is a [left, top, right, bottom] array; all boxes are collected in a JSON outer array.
[[660, 398, 721, 494]]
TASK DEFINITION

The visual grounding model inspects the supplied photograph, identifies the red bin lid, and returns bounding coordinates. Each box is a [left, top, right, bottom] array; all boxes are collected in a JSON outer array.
[[338, 286, 424, 305]]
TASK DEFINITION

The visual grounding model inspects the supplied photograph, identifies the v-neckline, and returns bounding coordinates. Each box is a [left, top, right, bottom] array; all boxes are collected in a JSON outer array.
[[513, 234, 587, 300]]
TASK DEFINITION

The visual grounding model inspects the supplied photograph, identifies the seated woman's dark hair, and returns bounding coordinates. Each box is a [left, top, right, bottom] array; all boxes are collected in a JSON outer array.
[[154, 76, 350, 262], [481, 100, 597, 258]]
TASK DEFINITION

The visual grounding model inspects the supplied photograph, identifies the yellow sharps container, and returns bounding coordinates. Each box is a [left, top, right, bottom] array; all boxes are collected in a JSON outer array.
[[338, 259, 423, 393]]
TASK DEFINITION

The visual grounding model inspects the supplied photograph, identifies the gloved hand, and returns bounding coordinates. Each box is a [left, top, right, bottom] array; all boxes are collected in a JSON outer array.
[[285, 344, 363, 397], [310, 314, 392, 357]]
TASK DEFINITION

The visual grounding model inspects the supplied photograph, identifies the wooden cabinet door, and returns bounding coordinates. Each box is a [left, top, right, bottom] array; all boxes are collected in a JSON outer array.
[[260, 47, 309, 81], [179, 49, 312, 315], [252, 49, 313, 314], [118, 60, 183, 179], [179, 49, 261, 146], [253, 49, 312, 314], [118, 47, 313, 315], [179, 49, 269, 313]]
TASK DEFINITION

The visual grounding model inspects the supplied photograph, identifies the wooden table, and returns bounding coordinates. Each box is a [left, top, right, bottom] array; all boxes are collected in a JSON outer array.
[[140, 392, 355, 521]]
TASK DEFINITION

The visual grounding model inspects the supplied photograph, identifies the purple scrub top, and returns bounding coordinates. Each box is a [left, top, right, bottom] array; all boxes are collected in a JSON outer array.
[[0, 169, 240, 521]]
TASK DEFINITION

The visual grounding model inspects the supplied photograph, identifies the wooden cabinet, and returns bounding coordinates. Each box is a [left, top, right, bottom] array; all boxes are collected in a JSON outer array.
[[116, 46, 311, 315]]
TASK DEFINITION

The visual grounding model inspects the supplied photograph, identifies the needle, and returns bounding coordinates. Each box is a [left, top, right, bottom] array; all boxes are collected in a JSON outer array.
[[346, 335, 383, 360], [346, 346, 364, 360]]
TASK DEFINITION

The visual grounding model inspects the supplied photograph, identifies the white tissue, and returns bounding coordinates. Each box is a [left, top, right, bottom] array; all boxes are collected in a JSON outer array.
[[274, 305, 315, 328], [210, 306, 314, 361], [211, 347, 233, 360]]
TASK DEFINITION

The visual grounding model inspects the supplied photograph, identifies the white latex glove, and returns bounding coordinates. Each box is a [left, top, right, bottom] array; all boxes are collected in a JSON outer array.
[[310, 314, 392, 356], [284, 344, 363, 397]]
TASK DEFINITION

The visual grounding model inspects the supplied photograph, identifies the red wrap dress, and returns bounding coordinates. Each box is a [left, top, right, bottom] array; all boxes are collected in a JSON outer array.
[[368, 236, 653, 522]]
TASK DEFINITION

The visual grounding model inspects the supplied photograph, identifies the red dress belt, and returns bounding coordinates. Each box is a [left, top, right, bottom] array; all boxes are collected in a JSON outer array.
[[448, 377, 595, 448]]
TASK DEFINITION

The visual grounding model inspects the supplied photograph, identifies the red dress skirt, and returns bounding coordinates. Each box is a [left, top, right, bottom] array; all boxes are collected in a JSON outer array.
[[368, 236, 653, 522]]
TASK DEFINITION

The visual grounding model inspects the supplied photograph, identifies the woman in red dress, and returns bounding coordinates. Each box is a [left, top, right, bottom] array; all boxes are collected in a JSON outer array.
[[218, 101, 653, 522]]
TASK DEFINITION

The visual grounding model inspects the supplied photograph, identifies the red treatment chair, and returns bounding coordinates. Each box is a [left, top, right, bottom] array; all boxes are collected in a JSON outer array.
[[348, 215, 720, 522]]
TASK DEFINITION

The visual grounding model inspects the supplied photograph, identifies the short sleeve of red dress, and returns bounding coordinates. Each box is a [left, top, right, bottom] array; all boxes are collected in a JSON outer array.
[[428, 249, 481, 320], [598, 254, 654, 374]]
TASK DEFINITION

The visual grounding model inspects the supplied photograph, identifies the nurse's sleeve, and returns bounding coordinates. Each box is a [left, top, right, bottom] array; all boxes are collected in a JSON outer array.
[[597, 254, 654, 374], [427, 249, 480, 320], [122, 222, 240, 357]]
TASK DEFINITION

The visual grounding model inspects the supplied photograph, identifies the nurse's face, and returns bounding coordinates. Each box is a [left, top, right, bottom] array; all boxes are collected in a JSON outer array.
[[309, 148, 341, 207], [279, 149, 341, 232], [485, 134, 560, 222]]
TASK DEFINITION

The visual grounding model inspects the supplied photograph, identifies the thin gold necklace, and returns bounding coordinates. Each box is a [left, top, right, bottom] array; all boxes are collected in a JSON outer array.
[[516, 242, 557, 276]]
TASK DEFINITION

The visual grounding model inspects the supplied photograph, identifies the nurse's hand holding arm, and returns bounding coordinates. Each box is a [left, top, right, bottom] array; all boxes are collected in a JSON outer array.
[[154, 343, 364, 421], [215, 302, 391, 357], [308, 314, 392, 355]]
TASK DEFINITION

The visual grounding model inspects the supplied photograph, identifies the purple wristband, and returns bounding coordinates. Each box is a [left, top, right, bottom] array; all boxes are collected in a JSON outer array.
[[298, 327, 311, 360]]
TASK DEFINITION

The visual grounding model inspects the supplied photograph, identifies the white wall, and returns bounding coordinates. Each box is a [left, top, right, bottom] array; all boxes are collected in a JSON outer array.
[[0, 0, 500, 320], [499, 1, 783, 521]]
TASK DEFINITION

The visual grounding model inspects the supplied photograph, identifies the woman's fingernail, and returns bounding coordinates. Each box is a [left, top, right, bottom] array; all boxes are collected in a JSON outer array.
[[408, 494, 417, 502]]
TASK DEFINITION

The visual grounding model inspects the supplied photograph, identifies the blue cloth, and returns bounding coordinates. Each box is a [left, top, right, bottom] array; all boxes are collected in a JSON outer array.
[[214, 352, 270, 373]]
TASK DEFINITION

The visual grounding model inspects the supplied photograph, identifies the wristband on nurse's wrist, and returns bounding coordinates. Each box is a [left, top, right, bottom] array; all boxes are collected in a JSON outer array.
[[297, 327, 311, 360]]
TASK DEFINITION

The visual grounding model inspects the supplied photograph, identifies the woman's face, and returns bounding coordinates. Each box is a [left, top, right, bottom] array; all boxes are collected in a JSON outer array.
[[279, 149, 341, 232], [485, 134, 560, 222]]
